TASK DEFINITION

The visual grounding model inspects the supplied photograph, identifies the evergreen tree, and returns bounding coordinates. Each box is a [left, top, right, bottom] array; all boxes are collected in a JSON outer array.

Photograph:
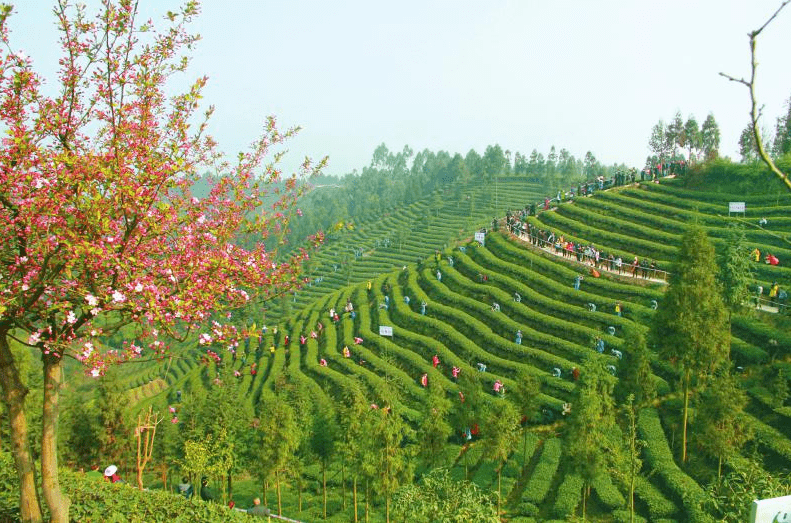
[[693, 370, 752, 479], [450, 371, 489, 480], [368, 403, 415, 523], [416, 379, 453, 470], [650, 226, 729, 462], [667, 112, 684, 159], [649, 121, 668, 162], [615, 326, 656, 409], [609, 396, 643, 523], [719, 224, 754, 329], [255, 391, 301, 516], [773, 93, 791, 158], [564, 360, 618, 520], [95, 375, 133, 471], [481, 399, 520, 516], [59, 395, 100, 469], [684, 115, 702, 161], [511, 372, 542, 469], [339, 380, 369, 523], [701, 113, 722, 160], [739, 123, 759, 162], [310, 402, 337, 520]]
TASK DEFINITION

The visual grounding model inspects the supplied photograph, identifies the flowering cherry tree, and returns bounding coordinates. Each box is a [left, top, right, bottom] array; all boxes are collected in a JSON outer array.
[[0, 1, 323, 521]]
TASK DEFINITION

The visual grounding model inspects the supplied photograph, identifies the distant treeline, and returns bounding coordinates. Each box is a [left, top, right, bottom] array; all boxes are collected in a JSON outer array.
[[289, 143, 630, 243]]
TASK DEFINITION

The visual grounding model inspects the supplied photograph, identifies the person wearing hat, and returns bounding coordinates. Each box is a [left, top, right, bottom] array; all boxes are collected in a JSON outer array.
[[103, 465, 122, 483]]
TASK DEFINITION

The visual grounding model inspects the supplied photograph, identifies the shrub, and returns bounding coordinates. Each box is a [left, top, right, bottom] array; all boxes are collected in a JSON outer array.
[[522, 438, 562, 504], [638, 408, 713, 522], [552, 472, 583, 518]]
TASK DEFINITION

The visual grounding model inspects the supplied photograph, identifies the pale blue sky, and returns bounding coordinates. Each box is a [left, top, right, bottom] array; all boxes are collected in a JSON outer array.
[[9, 1, 791, 176]]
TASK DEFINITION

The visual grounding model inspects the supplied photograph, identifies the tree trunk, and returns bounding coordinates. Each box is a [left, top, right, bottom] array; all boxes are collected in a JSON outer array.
[[276, 469, 282, 515], [497, 467, 502, 516], [322, 461, 327, 520], [298, 474, 302, 513], [160, 464, 168, 492], [353, 476, 358, 523], [227, 470, 232, 503], [682, 368, 690, 463], [629, 472, 635, 523], [365, 480, 369, 523], [342, 459, 346, 510], [0, 334, 44, 523], [386, 493, 390, 523], [42, 355, 70, 523], [582, 484, 587, 522], [718, 454, 723, 480]]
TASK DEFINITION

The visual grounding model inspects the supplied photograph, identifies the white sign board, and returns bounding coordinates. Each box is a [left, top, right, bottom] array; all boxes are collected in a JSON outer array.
[[750, 494, 791, 523], [378, 325, 393, 337], [474, 232, 485, 246], [729, 201, 746, 213]]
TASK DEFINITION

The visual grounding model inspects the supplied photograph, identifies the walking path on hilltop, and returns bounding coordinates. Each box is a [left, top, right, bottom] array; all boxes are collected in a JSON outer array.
[[506, 227, 669, 285], [504, 225, 787, 314]]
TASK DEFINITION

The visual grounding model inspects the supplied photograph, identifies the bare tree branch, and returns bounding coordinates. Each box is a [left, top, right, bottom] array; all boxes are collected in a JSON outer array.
[[720, 0, 791, 192]]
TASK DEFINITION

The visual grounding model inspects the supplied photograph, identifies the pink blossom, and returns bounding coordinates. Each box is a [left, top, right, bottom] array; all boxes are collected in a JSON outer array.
[[198, 333, 212, 345], [171, 417, 178, 424], [28, 332, 41, 345], [85, 294, 98, 307], [90, 368, 102, 378], [112, 290, 126, 303], [169, 406, 176, 413]]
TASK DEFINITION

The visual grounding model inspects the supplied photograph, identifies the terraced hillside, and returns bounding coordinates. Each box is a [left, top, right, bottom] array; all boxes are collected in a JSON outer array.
[[280, 178, 546, 319], [109, 179, 791, 522]]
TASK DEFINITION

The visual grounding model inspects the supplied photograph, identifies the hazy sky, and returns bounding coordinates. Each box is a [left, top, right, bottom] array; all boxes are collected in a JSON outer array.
[[9, 1, 791, 176]]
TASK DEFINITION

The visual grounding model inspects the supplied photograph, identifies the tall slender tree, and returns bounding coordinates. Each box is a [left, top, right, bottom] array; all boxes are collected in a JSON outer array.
[[511, 371, 542, 469], [415, 378, 453, 470], [310, 402, 337, 520], [255, 392, 301, 516], [739, 123, 759, 162], [339, 380, 369, 523], [667, 112, 684, 159], [481, 399, 520, 516], [368, 402, 415, 523], [615, 326, 656, 409], [693, 370, 752, 479], [650, 226, 729, 462], [683, 115, 702, 161], [564, 360, 618, 521], [701, 113, 722, 160], [719, 224, 754, 331]]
